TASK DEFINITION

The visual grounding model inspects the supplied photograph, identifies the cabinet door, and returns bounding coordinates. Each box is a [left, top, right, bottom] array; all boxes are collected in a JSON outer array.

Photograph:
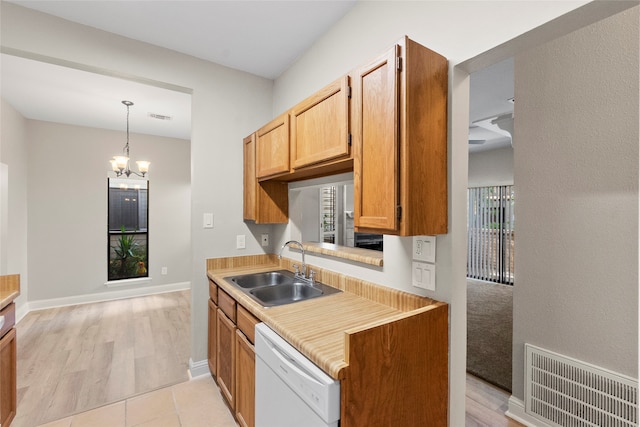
[[243, 134, 257, 221], [0, 328, 17, 427], [235, 330, 255, 427], [256, 113, 290, 179], [244, 134, 289, 224], [208, 299, 217, 377], [352, 44, 400, 232], [216, 309, 236, 409], [290, 76, 350, 170]]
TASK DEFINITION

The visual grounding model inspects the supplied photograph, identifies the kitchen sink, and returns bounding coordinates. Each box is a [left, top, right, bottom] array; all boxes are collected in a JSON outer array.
[[229, 270, 295, 289], [250, 282, 323, 306], [225, 270, 341, 307]]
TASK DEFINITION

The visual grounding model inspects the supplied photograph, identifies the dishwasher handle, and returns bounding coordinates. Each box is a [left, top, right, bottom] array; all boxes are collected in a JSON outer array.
[[269, 341, 325, 387]]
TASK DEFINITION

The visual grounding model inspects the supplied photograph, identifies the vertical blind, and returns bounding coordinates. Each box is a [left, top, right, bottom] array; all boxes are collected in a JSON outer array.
[[467, 185, 515, 285]]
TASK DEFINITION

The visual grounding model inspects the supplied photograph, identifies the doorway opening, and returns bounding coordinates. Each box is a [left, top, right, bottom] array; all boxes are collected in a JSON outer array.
[[466, 58, 515, 393]]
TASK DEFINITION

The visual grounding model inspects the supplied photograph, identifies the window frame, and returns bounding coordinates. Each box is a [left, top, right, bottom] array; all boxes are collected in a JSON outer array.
[[107, 178, 149, 281]]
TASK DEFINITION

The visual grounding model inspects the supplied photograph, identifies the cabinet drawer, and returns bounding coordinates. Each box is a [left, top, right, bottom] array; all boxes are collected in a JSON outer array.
[[218, 289, 236, 323], [209, 279, 218, 304], [0, 303, 15, 338], [236, 305, 259, 344]]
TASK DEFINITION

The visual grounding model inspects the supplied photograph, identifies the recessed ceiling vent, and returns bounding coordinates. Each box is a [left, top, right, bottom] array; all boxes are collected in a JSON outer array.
[[148, 113, 172, 121]]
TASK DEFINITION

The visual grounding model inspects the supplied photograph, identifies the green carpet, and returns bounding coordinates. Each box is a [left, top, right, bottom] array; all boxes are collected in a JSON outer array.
[[467, 279, 513, 392]]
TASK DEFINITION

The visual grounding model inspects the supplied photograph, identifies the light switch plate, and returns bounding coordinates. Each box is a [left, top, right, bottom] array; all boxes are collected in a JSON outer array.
[[236, 234, 246, 249], [203, 213, 214, 229], [261, 234, 269, 247], [412, 236, 436, 263], [412, 261, 436, 291]]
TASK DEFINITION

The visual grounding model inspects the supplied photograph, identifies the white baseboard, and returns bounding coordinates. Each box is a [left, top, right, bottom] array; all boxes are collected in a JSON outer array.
[[507, 396, 551, 427], [189, 358, 211, 379], [17, 281, 190, 322]]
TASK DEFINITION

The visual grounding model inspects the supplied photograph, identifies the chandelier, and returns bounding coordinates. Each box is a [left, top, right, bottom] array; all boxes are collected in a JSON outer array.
[[110, 100, 150, 178]]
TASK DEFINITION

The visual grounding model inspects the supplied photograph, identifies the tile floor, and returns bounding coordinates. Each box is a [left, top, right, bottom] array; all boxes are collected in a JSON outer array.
[[36, 375, 239, 427]]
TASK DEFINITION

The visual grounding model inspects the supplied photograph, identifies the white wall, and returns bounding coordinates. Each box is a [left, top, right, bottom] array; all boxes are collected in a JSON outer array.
[[468, 146, 514, 187], [0, 99, 29, 314], [1, 2, 274, 368], [512, 5, 638, 401], [25, 120, 191, 301]]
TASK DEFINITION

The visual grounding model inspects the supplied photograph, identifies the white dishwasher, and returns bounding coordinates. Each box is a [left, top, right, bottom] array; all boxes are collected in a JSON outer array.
[[255, 323, 340, 427]]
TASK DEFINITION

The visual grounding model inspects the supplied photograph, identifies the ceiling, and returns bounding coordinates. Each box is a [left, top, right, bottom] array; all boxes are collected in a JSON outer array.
[[2, 1, 513, 150], [468, 58, 514, 153]]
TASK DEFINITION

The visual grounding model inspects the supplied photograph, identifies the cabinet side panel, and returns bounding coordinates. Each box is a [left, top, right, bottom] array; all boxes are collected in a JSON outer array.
[[402, 39, 448, 235], [208, 299, 217, 377], [243, 134, 257, 221], [341, 304, 449, 427], [256, 181, 288, 224]]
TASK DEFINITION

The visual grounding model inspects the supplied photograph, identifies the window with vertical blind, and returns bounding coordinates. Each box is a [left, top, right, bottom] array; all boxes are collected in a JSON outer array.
[[467, 185, 515, 285]]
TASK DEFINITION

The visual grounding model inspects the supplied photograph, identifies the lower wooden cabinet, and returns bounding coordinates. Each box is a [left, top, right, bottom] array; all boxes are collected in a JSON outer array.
[[235, 330, 255, 427], [209, 281, 258, 427], [0, 327, 17, 427], [217, 308, 236, 409]]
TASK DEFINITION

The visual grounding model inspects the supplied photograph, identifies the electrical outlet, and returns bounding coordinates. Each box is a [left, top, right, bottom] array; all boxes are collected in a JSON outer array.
[[261, 234, 269, 247], [161, 267, 168, 275], [236, 234, 246, 249], [412, 261, 436, 291], [412, 236, 436, 263]]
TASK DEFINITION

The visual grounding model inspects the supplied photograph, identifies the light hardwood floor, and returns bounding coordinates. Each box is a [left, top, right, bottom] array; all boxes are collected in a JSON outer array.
[[12, 290, 190, 427], [466, 374, 524, 427], [13, 290, 521, 427]]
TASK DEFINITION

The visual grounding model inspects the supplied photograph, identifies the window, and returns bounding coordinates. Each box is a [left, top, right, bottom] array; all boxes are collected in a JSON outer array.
[[467, 185, 515, 285], [108, 178, 148, 281]]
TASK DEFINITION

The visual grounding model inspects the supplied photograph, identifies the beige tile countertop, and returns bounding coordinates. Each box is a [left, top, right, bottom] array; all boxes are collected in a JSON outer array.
[[0, 274, 20, 310], [207, 256, 441, 380]]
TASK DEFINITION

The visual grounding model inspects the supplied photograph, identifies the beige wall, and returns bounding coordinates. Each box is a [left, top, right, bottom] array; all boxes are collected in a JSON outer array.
[[513, 6, 639, 400], [26, 120, 191, 300], [0, 99, 29, 313], [468, 146, 514, 187]]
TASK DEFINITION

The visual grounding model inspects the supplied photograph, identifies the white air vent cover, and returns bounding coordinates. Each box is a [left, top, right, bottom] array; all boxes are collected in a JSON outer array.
[[148, 113, 172, 120], [525, 344, 637, 427]]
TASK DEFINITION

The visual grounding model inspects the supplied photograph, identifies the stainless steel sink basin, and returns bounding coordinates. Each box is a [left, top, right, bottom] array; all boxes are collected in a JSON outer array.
[[250, 282, 323, 306], [225, 269, 341, 307], [229, 270, 295, 289]]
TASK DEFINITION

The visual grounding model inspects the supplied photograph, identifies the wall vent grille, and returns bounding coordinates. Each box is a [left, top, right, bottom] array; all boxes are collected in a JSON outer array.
[[525, 344, 638, 427]]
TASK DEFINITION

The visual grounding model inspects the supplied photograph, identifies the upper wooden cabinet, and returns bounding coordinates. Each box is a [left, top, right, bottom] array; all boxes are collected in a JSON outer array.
[[243, 134, 288, 224], [352, 36, 448, 236], [290, 76, 351, 170], [256, 113, 290, 180], [247, 36, 447, 235]]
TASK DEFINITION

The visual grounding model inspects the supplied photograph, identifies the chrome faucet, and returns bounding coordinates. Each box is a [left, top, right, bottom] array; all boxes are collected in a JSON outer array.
[[278, 240, 306, 279]]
